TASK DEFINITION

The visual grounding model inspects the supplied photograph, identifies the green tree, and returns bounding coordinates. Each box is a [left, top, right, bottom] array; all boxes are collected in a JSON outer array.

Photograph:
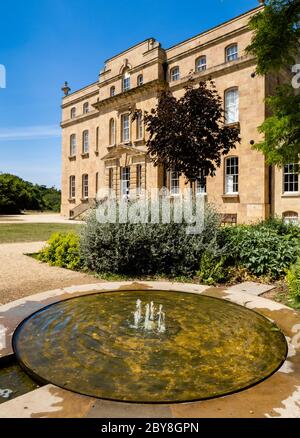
[[0, 173, 61, 214], [141, 81, 240, 183], [246, 1, 300, 165]]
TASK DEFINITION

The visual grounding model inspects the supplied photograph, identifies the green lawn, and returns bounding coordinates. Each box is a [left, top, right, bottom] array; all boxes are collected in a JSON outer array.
[[0, 223, 81, 244]]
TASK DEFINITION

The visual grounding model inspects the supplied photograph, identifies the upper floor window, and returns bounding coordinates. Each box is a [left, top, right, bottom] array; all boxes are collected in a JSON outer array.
[[170, 170, 180, 195], [83, 102, 89, 114], [225, 88, 239, 124], [82, 174, 89, 199], [283, 211, 299, 225], [69, 175, 76, 199], [109, 118, 115, 145], [225, 157, 239, 194], [70, 107, 76, 119], [136, 111, 143, 140], [121, 113, 130, 143], [226, 44, 238, 62], [70, 134, 76, 156], [82, 130, 89, 154], [170, 66, 180, 82], [196, 56, 207, 72], [283, 163, 299, 193], [110, 86, 115, 97], [137, 74, 143, 86], [123, 70, 131, 92], [96, 126, 99, 152]]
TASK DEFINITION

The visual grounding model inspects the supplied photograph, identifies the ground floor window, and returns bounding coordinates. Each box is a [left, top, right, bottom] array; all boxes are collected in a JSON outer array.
[[283, 163, 299, 193], [69, 175, 75, 199], [108, 168, 114, 191], [121, 167, 130, 198], [136, 164, 142, 195], [283, 211, 299, 225], [225, 157, 238, 194], [82, 174, 89, 199], [170, 170, 180, 195], [196, 170, 207, 194]]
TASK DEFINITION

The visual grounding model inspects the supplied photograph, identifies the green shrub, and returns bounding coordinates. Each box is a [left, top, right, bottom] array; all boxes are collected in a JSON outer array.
[[37, 232, 83, 270], [80, 204, 222, 277], [220, 222, 300, 279], [196, 251, 227, 285], [286, 257, 300, 305]]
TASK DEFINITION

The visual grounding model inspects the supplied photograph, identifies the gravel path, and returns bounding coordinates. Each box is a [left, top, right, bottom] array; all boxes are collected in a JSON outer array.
[[0, 242, 98, 304]]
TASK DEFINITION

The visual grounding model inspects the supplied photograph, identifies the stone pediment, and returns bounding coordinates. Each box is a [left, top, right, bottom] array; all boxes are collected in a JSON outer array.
[[101, 144, 147, 161]]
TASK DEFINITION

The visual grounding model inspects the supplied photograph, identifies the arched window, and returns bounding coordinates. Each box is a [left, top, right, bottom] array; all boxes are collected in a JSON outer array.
[[170, 66, 180, 81], [196, 56, 207, 72], [82, 130, 89, 154], [136, 111, 143, 140], [110, 86, 115, 97], [225, 88, 239, 124], [226, 44, 238, 62], [109, 118, 115, 145], [70, 134, 76, 156], [83, 102, 89, 114], [122, 70, 131, 92], [70, 107, 76, 119], [283, 211, 299, 225], [137, 74, 143, 86], [225, 157, 239, 194]]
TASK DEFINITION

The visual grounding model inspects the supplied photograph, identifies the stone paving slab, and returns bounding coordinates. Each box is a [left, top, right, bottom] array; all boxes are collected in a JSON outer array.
[[226, 281, 275, 296]]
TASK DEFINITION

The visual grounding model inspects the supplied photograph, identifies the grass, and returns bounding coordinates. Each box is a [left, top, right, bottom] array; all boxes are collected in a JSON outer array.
[[0, 223, 82, 244]]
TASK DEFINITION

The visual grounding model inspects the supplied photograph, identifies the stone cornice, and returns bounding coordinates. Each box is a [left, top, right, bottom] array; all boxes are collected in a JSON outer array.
[[61, 110, 99, 129], [61, 90, 99, 109], [167, 26, 250, 65], [169, 55, 257, 91], [92, 79, 166, 111]]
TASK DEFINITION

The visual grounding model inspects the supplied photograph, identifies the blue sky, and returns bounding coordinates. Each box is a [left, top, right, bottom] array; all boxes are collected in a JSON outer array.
[[0, 0, 258, 188]]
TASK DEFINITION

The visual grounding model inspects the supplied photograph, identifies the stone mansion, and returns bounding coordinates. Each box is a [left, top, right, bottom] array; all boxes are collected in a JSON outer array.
[[60, 4, 299, 224]]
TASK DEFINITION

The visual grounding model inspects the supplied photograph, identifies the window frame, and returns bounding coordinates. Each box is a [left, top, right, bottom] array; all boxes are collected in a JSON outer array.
[[224, 87, 239, 125], [170, 170, 180, 195], [170, 66, 180, 82], [121, 166, 130, 198], [283, 163, 299, 194], [283, 211, 299, 225], [225, 156, 239, 195], [82, 174, 89, 199], [196, 56, 207, 72], [110, 86, 115, 97], [136, 111, 143, 140], [83, 102, 89, 114], [121, 113, 130, 143], [226, 44, 238, 62], [109, 118, 116, 146], [70, 107, 76, 119], [70, 134, 76, 156], [69, 175, 76, 199], [196, 170, 207, 195], [137, 74, 143, 86], [122, 71, 131, 92], [82, 130, 89, 154]]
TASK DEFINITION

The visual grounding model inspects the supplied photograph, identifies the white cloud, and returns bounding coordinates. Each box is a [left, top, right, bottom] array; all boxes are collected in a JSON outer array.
[[0, 125, 61, 141]]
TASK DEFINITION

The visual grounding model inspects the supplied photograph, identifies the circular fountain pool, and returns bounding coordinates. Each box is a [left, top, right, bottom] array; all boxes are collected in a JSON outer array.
[[12, 291, 287, 403]]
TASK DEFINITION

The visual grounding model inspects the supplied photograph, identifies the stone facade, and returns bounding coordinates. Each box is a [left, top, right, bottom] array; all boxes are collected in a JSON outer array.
[[60, 5, 299, 224]]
